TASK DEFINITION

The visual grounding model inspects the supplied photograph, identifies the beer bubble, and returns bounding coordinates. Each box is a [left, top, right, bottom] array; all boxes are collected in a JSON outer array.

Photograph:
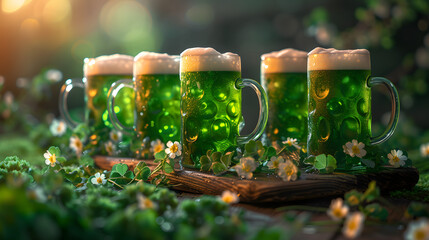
[[199, 126, 210, 139], [327, 98, 344, 116], [200, 100, 217, 119], [357, 98, 369, 116], [226, 100, 239, 118], [211, 118, 230, 140], [314, 79, 330, 99], [186, 81, 204, 100], [309, 97, 316, 111], [318, 117, 330, 142], [185, 118, 199, 142], [285, 115, 303, 135], [212, 84, 230, 102], [340, 117, 361, 139], [341, 76, 361, 99], [157, 113, 178, 140], [102, 111, 113, 128]]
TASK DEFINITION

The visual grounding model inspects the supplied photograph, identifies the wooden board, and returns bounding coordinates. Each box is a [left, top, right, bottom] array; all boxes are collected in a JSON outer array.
[[94, 156, 419, 203]]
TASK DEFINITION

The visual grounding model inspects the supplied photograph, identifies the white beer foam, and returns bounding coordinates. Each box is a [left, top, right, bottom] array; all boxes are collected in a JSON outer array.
[[261, 48, 307, 73], [180, 47, 241, 72], [308, 47, 370, 70], [134, 51, 179, 75], [84, 54, 134, 76]]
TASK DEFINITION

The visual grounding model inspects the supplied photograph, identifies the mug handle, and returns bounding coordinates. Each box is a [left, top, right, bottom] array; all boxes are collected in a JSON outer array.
[[59, 78, 85, 129], [237, 78, 269, 144], [368, 77, 400, 145], [107, 79, 134, 134]]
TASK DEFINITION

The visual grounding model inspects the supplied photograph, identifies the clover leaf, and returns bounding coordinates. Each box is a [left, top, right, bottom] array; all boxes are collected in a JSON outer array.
[[313, 154, 337, 173], [134, 161, 151, 181]]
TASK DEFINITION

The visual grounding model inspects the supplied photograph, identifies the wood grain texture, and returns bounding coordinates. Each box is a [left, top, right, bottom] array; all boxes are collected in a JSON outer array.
[[94, 156, 419, 203]]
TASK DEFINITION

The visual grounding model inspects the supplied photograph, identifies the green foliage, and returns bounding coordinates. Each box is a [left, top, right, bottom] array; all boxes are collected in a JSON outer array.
[[151, 151, 173, 185], [0, 156, 262, 240], [405, 202, 429, 218], [134, 161, 151, 181], [244, 140, 265, 158], [200, 150, 234, 174], [303, 154, 337, 173], [364, 203, 388, 221], [0, 156, 33, 182], [342, 181, 391, 222], [109, 163, 135, 187]]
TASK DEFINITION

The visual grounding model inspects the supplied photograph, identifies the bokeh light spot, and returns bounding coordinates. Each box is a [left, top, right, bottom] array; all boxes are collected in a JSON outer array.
[[2, 0, 30, 13], [99, 0, 159, 53], [20, 18, 40, 35], [42, 0, 71, 23]]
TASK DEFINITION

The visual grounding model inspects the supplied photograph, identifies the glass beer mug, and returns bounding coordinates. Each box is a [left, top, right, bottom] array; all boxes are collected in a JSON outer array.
[[180, 47, 269, 168], [261, 48, 308, 147], [59, 54, 135, 146], [307, 47, 400, 162], [107, 52, 181, 158]]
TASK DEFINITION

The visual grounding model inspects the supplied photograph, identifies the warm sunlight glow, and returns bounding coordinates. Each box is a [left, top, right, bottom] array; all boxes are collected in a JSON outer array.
[[42, 0, 71, 23], [2, 0, 30, 13], [20, 18, 40, 35]]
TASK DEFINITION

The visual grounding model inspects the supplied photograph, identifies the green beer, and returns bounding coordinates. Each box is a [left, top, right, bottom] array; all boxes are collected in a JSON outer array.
[[307, 47, 400, 162], [181, 71, 242, 165], [180, 47, 268, 168], [134, 74, 181, 143], [85, 74, 134, 132], [261, 49, 308, 146], [308, 69, 372, 155], [107, 52, 181, 158]]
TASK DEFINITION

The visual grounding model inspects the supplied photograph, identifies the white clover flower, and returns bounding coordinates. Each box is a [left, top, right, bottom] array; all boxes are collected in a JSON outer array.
[[327, 198, 349, 221], [150, 139, 165, 154], [165, 141, 181, 158], [50, 119, 66, 137], [109, 130, 122, 142], [278, 159, 298, 181], [404, 218, 429, 240], [267, 156, 285, 169], [4, 91, 13, 107], [220, 190, 239, 204], [137, 193, 157, 210], [282, 137, 301, 149], [343, 139, 367, 158], [91, 172, 106, 185], [342, 212, 365, 239], [420, 143, 429, 158], [388, 150, 407, 168], [234, 157, 258, 180], [44, 150, 57, 167], [105, 141, 116, 156], [69, 136, 83, 157], [45, 69, 63, 83]]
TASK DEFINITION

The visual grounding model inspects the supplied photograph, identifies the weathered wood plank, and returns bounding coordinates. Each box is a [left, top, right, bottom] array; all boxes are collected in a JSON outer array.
[[94, 156, 419, 203]]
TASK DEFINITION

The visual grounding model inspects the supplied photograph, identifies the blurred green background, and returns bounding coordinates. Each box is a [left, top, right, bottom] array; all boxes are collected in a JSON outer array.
[[0, 0, 428, 168]]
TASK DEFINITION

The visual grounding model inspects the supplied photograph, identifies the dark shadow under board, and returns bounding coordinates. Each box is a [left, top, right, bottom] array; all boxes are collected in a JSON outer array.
[[94, 156, 419, 203]]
